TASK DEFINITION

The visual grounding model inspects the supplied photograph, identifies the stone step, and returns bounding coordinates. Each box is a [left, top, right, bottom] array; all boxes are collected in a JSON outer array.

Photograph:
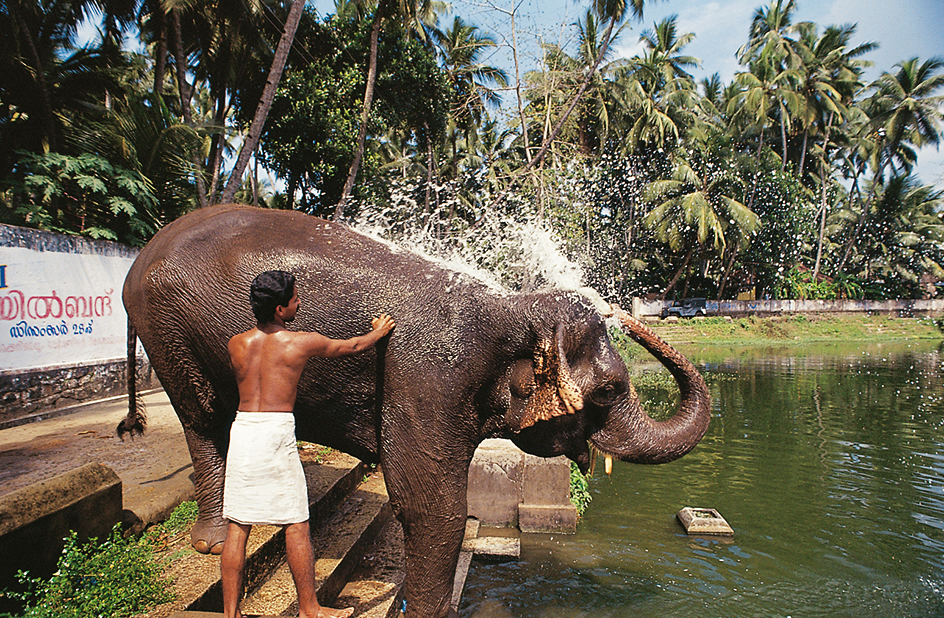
[[335, 518, 406, 618], [156, 450, 370, 618], [238, 469, 393, 616]]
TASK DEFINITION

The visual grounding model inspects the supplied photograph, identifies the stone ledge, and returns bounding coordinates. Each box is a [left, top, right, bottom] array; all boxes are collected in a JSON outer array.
[[0, 463, 123, 615], [518, 503, 577, 534]]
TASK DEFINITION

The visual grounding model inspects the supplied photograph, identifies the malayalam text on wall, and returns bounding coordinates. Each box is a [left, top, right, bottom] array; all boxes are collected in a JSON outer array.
[[0, 243, 136, 372]]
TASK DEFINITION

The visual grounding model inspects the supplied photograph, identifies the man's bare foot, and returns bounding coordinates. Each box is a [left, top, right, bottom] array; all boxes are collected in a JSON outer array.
[[303, 606, 354, 618]]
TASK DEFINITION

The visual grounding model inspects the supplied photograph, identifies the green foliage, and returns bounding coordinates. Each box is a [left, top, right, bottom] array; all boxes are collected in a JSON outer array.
[[3, 152, 159, 245], [774, 266, 866, 300], [0, 501, 197, 618], [2, 526, 173, 618], [258, 12, 451, 216], [569, 461, 592, 516]]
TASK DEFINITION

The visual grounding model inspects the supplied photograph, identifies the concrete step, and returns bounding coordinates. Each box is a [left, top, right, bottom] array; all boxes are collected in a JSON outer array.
[[336, 518, 406, 618], [238, 469, 393, 616], [154, 449, 370, 618]]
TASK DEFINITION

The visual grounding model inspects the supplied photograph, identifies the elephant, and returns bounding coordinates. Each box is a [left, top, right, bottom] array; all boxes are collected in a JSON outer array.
[[120, 203, 710, 618]]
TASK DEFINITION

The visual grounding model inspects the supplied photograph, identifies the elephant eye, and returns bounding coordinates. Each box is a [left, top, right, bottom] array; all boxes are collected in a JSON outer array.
[[590, 382, 623, 405]]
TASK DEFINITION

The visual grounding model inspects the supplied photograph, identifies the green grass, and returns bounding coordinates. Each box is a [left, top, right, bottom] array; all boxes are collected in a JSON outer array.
[[1, 501, 198, 618], [646, 313, 944, 346]]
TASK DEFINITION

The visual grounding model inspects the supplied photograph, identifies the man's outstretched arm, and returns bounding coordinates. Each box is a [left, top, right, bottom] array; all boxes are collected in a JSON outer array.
[[301, 314, 395, 359]]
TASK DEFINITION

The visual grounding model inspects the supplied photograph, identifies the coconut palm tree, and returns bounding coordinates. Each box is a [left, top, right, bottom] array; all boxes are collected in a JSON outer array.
[[643, 132, 760, 299], [614, 14, 700, 153], [431, 16, 508, 179], [855, 174, 944, 294], [837, 56, 944, 271]]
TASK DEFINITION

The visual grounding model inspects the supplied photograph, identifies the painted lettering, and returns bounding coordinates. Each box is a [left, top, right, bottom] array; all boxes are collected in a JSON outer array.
[[1, 289, 114, 321], [26, 291, 63, 319], [0, 289, 24, 320], [10, 320, 70, 338], [0, 264, 6, 289]]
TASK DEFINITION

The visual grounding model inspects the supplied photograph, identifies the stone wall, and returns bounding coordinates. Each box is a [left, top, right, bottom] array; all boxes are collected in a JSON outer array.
[[0, 357, 157, 423], [0, 223, 154, 424], [633, 297, 944, 319]]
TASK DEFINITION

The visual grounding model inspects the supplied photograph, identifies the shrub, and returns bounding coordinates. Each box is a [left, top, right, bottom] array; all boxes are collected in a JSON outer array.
[[569, 461, 592, 516], [1, 501, 198, 618]]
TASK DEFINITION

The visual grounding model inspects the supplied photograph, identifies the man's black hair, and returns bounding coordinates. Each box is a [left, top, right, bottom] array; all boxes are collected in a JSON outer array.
[[250, 270, 296, 324]]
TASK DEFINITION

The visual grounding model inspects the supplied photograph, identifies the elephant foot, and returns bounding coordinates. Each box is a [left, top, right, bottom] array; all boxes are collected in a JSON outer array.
[[191, 517, 228, 555]]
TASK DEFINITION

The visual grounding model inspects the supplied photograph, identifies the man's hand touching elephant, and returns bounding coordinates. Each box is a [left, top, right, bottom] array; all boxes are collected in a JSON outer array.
[[371, 313, 396, 337]]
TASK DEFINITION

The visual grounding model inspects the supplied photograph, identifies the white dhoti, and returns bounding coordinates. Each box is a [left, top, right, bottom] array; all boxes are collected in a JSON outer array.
[[222, 411, 309, 525]]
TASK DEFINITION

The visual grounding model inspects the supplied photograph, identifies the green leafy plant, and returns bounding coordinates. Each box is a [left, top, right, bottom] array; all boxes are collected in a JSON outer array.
[[0, 501, 198, 618], [4, 152, 159, 245], [569, 461, 592, 516]]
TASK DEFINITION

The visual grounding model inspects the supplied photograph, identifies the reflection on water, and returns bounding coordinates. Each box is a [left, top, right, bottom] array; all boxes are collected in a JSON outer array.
[[461, 340, 944, 618]]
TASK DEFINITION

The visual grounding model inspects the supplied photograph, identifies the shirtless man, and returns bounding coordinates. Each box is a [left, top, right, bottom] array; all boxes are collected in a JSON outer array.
[[222, 270, 395, 618]]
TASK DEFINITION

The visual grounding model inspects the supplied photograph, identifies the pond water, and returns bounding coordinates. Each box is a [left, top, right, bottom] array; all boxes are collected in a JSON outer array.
[[460, 340, 944, 618]]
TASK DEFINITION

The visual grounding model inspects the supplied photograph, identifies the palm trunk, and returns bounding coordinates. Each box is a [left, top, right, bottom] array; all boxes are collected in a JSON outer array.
[[153, 8, 167, 97], [812, 112, 834, 280], [12, 9, 57, 152], [798, 128, 809, 179], [717, 245, 738, 299], [780, 109, 788, 171], [837, 138, 886, 273], [335, 3, 385, 220], [220, 0, 305, 205], [658, 245, 694, 300], [171, 9, 208, 209]]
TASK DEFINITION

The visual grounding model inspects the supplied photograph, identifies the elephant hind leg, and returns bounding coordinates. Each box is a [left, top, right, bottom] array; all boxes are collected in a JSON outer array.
[[183, 424, 229, 554]]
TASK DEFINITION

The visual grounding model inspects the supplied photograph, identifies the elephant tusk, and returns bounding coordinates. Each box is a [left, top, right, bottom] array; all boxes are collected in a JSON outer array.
[[605, 455, 613, 475]]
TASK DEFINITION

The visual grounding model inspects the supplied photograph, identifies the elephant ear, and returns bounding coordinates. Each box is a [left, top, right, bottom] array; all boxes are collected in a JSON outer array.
[[512, 324, 584, 432]]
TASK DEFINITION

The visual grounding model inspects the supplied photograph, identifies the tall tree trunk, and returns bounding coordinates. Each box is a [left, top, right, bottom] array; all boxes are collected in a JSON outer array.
[[153, 7, 167, 97], [837, 137, 886, 272], [717, 245, 739, 299], [798, 128, 808, 179], [659, 245, 694, 300], [812, 112, 834, 280], [780, 109, 788, 171], [220, 0, 305, 205], [335, 3, 385, 220], [11, 8, 57, 152], [171, 9, 208, 209], [207, 93, 228, 205]]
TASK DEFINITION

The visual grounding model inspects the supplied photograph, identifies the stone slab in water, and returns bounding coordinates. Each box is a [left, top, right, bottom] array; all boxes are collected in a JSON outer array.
[[676, 507, 734, 536]]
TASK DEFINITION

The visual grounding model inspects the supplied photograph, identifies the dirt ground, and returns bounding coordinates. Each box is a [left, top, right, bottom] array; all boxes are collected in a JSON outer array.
[[0, 389, 195, 528]]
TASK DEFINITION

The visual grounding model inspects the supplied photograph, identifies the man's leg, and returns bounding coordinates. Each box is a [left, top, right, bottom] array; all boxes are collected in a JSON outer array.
[[221, 521, 252, 618], [285, 521, 354, 618]]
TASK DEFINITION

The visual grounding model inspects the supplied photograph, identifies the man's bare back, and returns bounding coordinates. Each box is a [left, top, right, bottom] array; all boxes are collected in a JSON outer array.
[[228, 289, 395, 412]]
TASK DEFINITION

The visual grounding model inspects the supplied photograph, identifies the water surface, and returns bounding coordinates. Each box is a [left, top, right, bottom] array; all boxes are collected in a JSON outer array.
[[461, 340, 944, 618]]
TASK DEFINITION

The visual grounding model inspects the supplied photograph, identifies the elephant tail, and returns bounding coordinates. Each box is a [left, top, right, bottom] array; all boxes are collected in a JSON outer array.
[[117, 316, 147, 440]]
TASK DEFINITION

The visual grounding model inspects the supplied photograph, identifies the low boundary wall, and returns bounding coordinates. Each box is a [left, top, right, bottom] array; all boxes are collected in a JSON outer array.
[[632, 298, 944, 320], [0, 224, 156, 424]]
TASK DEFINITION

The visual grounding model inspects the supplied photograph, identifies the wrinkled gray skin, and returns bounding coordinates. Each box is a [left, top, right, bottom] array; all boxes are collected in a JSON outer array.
[[121, 204, 710, 618]]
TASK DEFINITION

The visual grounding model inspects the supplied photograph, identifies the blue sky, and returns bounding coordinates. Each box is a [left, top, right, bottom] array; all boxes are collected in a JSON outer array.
[[313, 0, 943, 186]]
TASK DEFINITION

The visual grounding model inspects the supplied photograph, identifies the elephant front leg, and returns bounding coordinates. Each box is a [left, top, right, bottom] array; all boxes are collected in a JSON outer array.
[[183, 425, 229, 554], [385, 460, 471, 618], [400, 509, 467, 618]]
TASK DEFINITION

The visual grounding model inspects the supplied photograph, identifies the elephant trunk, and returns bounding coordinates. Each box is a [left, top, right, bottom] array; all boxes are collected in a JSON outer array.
[[590, 308, 711, 464]]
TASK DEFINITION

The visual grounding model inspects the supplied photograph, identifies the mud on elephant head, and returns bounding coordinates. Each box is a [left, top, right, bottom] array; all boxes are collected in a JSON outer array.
[[120, 204, 711, 618]]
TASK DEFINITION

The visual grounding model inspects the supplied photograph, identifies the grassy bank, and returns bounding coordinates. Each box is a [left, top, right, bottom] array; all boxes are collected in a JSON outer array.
[[643, 313, 944, 346]]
